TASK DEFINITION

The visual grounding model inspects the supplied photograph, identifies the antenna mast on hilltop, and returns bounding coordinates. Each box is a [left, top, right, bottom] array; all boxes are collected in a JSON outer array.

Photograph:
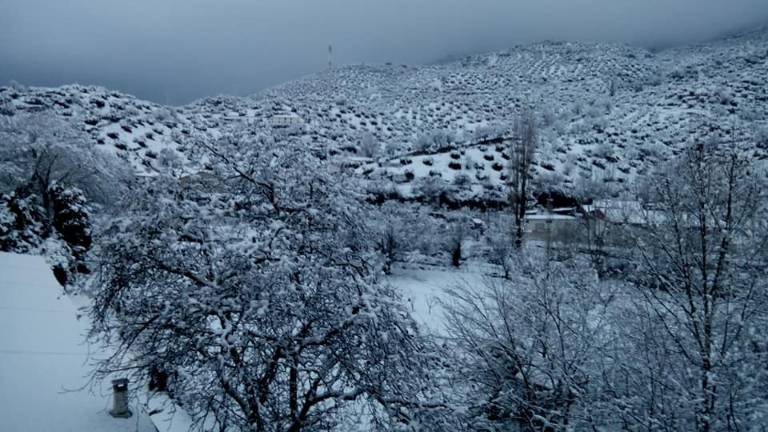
[[328, 44, 334, 70]]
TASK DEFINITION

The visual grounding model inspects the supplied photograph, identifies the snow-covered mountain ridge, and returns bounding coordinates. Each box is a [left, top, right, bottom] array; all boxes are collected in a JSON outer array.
[[2, 26, 767, 200]]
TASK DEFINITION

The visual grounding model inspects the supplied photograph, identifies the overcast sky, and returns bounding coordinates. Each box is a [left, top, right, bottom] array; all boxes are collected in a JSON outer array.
[[2, 0, 768, 105]]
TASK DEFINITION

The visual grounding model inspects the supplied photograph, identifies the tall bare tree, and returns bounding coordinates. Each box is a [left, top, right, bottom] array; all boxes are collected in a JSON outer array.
[[508, 108, 537, 248], [631, 140, 768, 431]]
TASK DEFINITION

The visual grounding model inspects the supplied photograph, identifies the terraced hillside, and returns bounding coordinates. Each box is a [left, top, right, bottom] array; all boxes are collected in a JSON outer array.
[[2, 26, 767, 201]]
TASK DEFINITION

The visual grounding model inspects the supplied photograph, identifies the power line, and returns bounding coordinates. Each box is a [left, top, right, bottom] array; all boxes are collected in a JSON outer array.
[[0, 349, 87, 357], [0, 306, 70, 313]]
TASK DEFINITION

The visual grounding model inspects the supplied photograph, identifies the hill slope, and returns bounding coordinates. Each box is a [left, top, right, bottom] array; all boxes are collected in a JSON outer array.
[[2, 27, 767, 200]]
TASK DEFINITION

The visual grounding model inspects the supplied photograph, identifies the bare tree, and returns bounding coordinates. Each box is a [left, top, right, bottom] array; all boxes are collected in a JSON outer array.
[[443, 255, 613, 431], [359, 132, 379, 158], [630, 140, 768, 431], [508, 108, 537, 249], [487, 216, 514, 279]]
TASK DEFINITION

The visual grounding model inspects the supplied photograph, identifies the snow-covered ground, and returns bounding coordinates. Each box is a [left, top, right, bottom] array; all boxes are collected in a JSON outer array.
[[388, 262, 491, 335]]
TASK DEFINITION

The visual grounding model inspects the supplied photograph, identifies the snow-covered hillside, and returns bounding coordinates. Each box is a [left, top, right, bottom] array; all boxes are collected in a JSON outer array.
[[2, 26, 767, 198]]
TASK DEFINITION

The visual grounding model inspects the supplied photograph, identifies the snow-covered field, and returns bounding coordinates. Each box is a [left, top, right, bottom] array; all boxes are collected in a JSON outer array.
[[388, 262, 492, 334]]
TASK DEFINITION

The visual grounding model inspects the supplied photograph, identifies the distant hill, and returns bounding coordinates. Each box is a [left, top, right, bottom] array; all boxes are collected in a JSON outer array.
[[2, 28, 767, 200]]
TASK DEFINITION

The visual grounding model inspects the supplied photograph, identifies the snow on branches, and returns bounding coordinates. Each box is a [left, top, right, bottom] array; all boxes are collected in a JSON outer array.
[[90, 130, 444, 431]]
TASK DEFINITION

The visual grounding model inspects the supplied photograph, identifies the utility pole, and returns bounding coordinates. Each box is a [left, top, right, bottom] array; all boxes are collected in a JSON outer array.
[[328, 44, 333, 70]]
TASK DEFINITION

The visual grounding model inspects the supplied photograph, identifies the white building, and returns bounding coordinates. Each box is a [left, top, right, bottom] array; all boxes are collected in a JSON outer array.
[[270, 112, 304, 128], [526, 212, 581, 242]]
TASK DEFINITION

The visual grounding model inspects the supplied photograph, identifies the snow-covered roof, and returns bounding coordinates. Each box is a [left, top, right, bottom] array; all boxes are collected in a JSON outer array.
[[271, 112, 302, 118], [0, 252, 155, 432], [582, 199, 665, 225], [527, 213, 579, 221]]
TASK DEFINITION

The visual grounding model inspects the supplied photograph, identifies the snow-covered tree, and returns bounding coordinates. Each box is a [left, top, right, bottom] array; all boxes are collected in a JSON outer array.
[[49, 184, 92, 268], [626, 141, 768, 431], [0, 113, 125, 277], [415, 130, 457, 154], [0, 192, 45, 253], [443, 255, 613, 430], [486, 218, 514, 279], [0, 113, 127, 211], [360, 132, 379, 158], [90, 131, 444, 431], [370, 202, 414, 275]]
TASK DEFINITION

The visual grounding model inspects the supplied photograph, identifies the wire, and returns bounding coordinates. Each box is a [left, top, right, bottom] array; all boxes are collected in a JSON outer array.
[[0, 349, 86, 357], [0, 306, 70, 313]]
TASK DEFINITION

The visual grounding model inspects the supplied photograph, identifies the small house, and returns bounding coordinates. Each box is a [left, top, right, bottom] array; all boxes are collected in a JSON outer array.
[[270, 113, 304, 129]]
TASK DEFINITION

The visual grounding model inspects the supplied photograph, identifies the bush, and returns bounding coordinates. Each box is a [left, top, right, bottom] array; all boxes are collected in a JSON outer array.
[[359, 132, 378, 158], [49, 185, 92, 263], [0, 193, 44, 253], [453, 173, 471, 186]]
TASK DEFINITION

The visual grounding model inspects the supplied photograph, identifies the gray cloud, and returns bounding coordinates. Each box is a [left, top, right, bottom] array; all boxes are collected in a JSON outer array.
[[2, 0, 768, 104]]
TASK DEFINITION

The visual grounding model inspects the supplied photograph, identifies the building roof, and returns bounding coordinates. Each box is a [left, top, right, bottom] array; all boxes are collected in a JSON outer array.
[[0, 252, 156, 432], [527, 213, 579, 221], [582, 199, 665, 225]]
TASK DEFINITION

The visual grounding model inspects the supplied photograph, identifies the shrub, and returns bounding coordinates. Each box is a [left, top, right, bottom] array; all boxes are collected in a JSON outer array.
[[454, 173, 471, 186], [49, 185, 92, 265], [0, 193, 44, 253]]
